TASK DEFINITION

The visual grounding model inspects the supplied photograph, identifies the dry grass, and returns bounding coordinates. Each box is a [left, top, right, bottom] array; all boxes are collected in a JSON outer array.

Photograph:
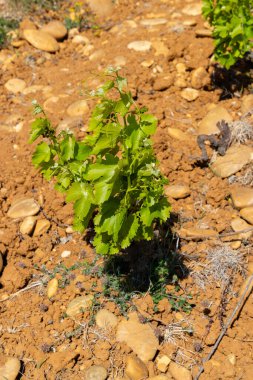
[[191, 245, 246, 290], [229, 110, 253, 144], [228, 167, 253, 187], [164, 320, 193, 345]]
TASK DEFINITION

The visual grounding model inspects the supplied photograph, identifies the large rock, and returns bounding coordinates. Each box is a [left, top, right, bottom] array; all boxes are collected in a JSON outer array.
[[95, 309, 118, 329], [165, 185, 190, 199], [4, 78, 26, 94], [86, 0, 113, 17], [198, 106, 232, 135], [240, 207, 253, 225], [191, 67, 209, 89], [127, 41, 152, 52], [7, 198, 40, 219], [84, 365, 107, 380], [116, 313, 159, 362], [230, 187, 253, 209], [67, 100, 89, 117], [0, 357, 21, 380], [169, 361, 192, 380], [182, 3, 202, 16], [23, 29, 59, 52], [20, 216, 37, 235], [241, 94, 253, 114], [211, 146, 253, 178], [33, 219, 50, 236], [125, 355, 148, 380], [149, 376, 173, 380], [66, 295, 94, 317], [40, 21, 67, 40], [181, 88, 199, 101], [140, 18, 168, 26], [231, 217, 252, 239]]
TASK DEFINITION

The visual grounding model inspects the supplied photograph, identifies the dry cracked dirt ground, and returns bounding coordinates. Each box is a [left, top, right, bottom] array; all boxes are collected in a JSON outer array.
[[0, 0, 253, 379]]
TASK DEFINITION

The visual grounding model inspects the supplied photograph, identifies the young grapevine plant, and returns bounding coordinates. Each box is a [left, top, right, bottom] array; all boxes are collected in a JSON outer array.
[[29, 68, 171, 255], [202, 0, 253, 69]]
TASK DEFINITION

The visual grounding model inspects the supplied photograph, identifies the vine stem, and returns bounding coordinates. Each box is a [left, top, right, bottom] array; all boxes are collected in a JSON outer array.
[[194, 275, 253, 380]]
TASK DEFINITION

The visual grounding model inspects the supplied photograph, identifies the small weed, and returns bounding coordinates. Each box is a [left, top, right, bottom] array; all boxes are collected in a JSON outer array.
[[0, 17, 19, 48], [164, 321, 193, 345], [64, 2, 99, 31]]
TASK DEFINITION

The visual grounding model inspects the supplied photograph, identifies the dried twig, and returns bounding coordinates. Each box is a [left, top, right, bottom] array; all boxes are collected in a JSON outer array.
[[39, 206, 68, 229], [0, 280, 44, 303], [194, 275, 253, 380]]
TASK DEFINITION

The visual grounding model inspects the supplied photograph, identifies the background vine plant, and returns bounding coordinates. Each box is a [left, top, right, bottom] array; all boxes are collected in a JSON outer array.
[[30, 68, 170, 255], [202, 0, 253, 69]]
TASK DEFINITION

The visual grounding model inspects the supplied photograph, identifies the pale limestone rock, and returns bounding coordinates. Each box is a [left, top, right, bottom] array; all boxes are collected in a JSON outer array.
[[20, 216, 37, 235], [156, 355, 171, 373], [149, 376, 173, 380], [180, 228, 217, 239], [182, 3, 202, 16], [140, 18, 167, 26], [227, 354, 236, 366], [4, 78, 26, 94], [169, 361, 192, 380], [84, 365, 107, 380], [72, 35, 90, 45], [127, 41, 152, 52], [181, 88, 199, 101], [86, 0, 113, 17], [195, 29, 212, 37], [125, 355, 149, 380], [0, 357, 21, 380], [7, 198, 40, 219], [67, 100, 89, 117], [231, 217, 252, 240], [211, 146, 253, 178], [198, 106, 232, 135], [165, 185, 190, 199], [66, 295, 94, 317], [40, 21, 67, 40], [231, 217, 253, 239], [230, 187, 253, 209], [47, 278, 58, 299], [167, 127, 189, 141], [23, 29, 59, 52], [191, 67, 209, 89], [95, 309, 118, 329], [33, 219, 50, 236], [240, 207, 253, 225], [116, 314, 159, 361]]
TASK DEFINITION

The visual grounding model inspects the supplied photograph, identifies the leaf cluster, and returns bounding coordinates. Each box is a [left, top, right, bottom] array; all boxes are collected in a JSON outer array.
[[0, 17, 19, 48], [30, 69, 170, 255], [202, 0, 253, 69]]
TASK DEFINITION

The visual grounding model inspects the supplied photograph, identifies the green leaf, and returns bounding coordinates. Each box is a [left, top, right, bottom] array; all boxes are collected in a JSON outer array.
[[60, 135, 76, 161], [140, 114, 157, 135], [140, 198, 170, 226], [32, 142, 51, 166], [29, 118, 50, 143], [76, 143, 91, 160], [119, 214, 140, 249], [66, 182, 94, 203], [84, 162, 118, 182]]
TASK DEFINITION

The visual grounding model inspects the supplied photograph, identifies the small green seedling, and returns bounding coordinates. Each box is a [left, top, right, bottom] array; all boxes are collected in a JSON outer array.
[[202, 0, 253, 69], [30, 68, 170, 255]]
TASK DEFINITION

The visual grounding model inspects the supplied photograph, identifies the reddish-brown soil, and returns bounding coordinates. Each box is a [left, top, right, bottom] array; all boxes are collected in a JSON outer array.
[[0, 1, 253, 379]]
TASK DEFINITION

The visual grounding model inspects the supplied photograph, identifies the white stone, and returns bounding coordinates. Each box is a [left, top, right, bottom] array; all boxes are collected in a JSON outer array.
[[127, 41, 152, 52]]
